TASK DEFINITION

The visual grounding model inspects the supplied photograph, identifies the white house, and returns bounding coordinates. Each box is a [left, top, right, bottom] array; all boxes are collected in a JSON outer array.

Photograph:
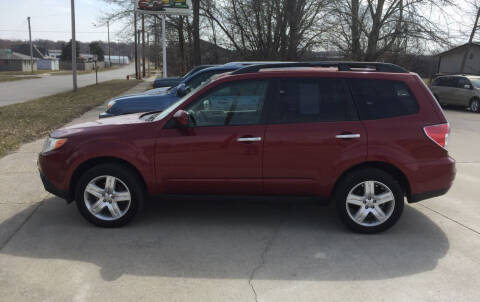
[[437, 42, 480, 75]]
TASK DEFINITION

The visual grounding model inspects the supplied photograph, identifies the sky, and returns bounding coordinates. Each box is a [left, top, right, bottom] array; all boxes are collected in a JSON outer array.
[[0, 0, 476, 49], [0, 0, 126, 42]]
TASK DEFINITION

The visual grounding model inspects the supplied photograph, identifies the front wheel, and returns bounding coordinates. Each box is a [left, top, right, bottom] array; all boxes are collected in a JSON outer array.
[[75, 164, 144, 227], [470, 98, 480, 113], [335, 168, 404, 233]]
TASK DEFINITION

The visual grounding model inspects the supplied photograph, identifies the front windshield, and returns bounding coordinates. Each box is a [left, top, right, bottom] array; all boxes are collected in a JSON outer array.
[[153, 75, 220, 122], [470, 79, 480, 88]]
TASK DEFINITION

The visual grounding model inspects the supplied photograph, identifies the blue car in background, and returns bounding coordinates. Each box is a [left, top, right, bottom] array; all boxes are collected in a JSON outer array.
[[100, 63, 254, 118], [152, 65, 215, 88]]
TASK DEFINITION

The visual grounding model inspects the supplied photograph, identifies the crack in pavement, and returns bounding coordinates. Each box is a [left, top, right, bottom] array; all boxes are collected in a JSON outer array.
[[248, 225, 280, 302], [418, 203, 480, 236]]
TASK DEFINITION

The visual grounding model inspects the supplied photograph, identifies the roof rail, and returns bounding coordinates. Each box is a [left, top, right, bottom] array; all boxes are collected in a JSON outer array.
[[231, 61, 408, 75]]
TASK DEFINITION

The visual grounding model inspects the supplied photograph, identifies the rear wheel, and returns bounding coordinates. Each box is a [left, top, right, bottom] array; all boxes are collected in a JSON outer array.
[[335, 168, 404, 233], [75, 163, 144, 227], [470, 98, 480, 113]]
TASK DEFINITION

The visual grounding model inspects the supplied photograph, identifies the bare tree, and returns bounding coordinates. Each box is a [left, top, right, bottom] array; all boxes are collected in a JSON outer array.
[[202, 0, 332, 60], [330, 0, 453, 61]]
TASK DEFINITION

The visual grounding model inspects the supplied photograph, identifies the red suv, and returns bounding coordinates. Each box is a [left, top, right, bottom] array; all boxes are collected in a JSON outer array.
[[38, 62, 455, 233]]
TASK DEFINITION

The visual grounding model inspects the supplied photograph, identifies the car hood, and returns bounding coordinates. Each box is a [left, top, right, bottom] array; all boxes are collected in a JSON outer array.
[[51, 113, 148, 138], [155, 77, 182, 82], [114, 88, 177, 103], [144, 87, 171, 95]]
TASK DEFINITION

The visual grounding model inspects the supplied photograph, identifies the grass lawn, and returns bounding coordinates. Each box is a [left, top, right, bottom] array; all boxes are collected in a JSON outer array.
[[0, 70, 53, 76], [0, 75, 40, 83], [0, 66, 123, 80], [0, 79, 140, 158], [50, 65, 122, 76]]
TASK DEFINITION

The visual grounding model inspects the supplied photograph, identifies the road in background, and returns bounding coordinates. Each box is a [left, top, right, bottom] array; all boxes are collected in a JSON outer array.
[[0, 64, 135, 107]]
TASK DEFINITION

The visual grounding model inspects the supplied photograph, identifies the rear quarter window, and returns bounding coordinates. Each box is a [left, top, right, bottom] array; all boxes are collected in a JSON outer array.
[[348, 79, 419, 120]]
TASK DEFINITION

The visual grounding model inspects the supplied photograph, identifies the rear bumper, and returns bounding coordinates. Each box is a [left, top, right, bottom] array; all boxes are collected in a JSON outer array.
[[405, 156, 456, 203], [408, 188, 450, 203]]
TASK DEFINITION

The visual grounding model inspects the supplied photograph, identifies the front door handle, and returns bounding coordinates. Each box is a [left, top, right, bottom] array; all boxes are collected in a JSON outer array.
[[336, 134, 361, 139], [237, 137, 262, 142]]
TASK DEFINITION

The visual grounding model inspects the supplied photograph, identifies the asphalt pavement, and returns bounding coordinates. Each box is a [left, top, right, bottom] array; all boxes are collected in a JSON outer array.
[[0, 64, 135, 107], [0, 102, 479, 302]]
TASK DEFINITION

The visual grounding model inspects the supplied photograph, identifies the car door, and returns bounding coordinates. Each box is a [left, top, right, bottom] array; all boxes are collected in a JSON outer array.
[[262, 77, 367, 197], [455, 77, 474, 106], [155, 79, 270, 195], [444, 77, 459, 105]]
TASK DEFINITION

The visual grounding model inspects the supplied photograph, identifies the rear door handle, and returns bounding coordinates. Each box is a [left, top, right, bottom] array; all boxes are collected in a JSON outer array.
[[237, 137, 262, 142], [335, 134, 361, 139]]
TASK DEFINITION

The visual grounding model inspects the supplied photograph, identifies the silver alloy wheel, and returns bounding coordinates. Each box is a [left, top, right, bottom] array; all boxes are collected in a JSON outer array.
[[472, 100, 479, 112], [84, 175, 132, 221], [345, 180, 395, 227]]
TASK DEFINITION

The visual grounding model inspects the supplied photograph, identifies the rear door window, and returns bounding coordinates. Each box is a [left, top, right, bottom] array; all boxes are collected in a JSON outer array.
[[445, 77, 459, 87], [348, 79, 419, 120], [457, 78, 470, 88], [432, 77, 445, 86], [268, 78, 357, 124]]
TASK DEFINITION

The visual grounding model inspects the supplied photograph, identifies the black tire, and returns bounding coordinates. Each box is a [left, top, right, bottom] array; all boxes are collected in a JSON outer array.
[[75, 163, 144, 227], [470, 98, 480, 113], [334, 168, 404, 234]]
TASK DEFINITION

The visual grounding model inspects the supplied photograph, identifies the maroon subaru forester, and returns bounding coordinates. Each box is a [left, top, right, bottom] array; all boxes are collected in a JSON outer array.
[[38, 62, 455, 233]]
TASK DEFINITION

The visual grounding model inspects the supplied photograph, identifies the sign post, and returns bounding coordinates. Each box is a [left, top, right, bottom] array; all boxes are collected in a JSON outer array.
[[133, 0, 192, 78]]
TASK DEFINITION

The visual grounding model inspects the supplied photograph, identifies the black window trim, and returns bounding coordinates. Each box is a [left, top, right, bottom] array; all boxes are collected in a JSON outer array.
[[264, 77, 359, 125]]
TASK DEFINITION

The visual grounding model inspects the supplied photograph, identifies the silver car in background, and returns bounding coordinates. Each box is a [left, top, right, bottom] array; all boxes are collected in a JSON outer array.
[[431, 75, 480, 112]]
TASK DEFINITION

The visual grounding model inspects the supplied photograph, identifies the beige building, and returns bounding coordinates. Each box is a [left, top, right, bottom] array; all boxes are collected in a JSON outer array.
[[438, 42, 480, 75]]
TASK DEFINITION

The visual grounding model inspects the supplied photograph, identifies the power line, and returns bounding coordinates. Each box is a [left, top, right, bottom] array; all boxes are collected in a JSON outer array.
[[0, 29, 109, 34]]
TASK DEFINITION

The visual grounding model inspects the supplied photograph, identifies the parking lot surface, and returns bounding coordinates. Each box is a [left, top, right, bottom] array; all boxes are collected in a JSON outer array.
[[0, 106, 479, 302]]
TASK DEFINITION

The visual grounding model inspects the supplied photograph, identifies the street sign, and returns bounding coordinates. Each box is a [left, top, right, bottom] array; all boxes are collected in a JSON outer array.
[[134, 0, 192, 16]]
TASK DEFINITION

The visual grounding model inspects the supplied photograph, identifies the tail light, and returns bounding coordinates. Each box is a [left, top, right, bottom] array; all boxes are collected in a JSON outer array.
[[423, 123, 450, 149]]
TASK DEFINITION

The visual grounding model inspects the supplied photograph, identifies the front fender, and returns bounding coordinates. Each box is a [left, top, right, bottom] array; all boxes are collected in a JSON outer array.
[[63, 137, 157, 196]]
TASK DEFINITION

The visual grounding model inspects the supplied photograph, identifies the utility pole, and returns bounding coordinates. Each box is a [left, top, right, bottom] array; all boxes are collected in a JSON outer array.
[[162, 15, 167, 78], [138, 30, 142, 79], [107, 20, 111, 66], [154, 17, 158, 70], [70, 0, 77, 91], [27, 17, 34, 74], [134, 10, 138, 79], [147, 32, 150, 76], [142, 14, 146, 78], [461, 7, 480, 74]]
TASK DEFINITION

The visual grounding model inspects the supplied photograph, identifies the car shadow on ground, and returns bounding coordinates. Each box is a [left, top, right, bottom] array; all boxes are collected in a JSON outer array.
[[0, 196, 449, 282]]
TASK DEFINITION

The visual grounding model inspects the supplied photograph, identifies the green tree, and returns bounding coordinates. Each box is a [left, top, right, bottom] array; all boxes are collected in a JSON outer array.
[[60, 40, 80, 61], [89, 42, 105, 61]]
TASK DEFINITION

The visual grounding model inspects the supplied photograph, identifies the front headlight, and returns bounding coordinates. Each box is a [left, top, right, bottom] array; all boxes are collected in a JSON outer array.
[[107, 100, 116, 110], [42, 137, 67, 153]]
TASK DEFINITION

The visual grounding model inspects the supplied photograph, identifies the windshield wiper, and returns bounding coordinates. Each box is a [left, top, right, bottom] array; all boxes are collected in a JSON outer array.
[[140, 111, 163, 121]]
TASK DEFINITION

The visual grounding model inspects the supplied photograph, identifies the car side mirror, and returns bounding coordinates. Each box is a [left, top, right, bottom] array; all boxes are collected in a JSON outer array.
[[177, 84, 187, 97], [173, 110, 189, 128], [464, 84, 473, 89]]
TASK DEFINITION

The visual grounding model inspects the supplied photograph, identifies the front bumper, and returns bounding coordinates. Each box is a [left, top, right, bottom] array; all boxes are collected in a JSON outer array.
[[39, 169, 72, 202]]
